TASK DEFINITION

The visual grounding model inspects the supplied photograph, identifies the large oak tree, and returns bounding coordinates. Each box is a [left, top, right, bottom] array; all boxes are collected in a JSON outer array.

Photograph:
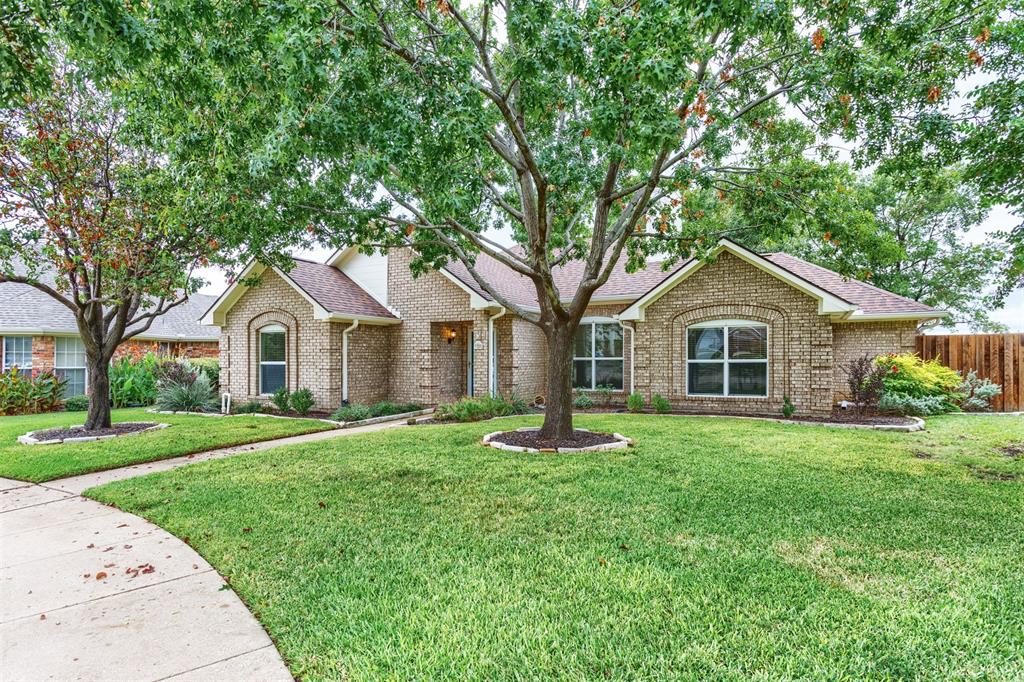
[[54, 0, 1008, 437]]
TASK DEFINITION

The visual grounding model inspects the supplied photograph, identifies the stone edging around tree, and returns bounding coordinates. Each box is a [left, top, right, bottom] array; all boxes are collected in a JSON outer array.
[[18, 423, 170, 446], [482, 427, 633, 453]]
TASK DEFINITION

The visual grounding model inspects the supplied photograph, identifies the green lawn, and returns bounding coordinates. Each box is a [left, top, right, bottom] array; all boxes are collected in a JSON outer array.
[[87, 414, 1024, 681], [0, 409, 335, 482]]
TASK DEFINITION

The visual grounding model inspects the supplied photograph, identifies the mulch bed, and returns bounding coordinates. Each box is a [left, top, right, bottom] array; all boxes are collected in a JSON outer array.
[[490, 429, 619, 450], [30, 422, 159, 441], [574, 406, 916, 426]]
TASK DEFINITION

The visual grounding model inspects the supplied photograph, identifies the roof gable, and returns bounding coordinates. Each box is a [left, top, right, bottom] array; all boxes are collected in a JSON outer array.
[[618, 239, 859, 322], [201, 259, 398, 326]]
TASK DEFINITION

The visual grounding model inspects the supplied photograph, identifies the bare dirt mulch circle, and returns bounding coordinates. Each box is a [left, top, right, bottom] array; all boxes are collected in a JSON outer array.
[[489, 429, 620, 451]]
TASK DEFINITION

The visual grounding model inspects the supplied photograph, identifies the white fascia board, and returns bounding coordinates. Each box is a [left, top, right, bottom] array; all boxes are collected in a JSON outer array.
[[618, 239, 858, 322], [838, 310, 949, 322], [438, 268, 496, 309], [324, 313, 402, 325]]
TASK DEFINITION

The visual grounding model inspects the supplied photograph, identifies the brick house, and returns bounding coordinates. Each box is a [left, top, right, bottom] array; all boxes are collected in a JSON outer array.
[[0, 271, 219, 396], [202, 239, 943, 416]]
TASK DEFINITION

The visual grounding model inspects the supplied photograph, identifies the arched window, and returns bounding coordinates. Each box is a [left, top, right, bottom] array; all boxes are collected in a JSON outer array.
[[259, 325, 287, 395], [686, 320, 767, 397]]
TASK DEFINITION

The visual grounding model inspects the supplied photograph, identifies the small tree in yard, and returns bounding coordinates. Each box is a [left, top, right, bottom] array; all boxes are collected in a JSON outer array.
[[0, 68, 222, 429], [55, 0, 1006, 438]]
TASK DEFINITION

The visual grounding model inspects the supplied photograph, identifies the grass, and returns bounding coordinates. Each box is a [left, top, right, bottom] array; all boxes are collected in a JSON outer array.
[[87, 414, 1024, 681], [0, 408, 335, 482]]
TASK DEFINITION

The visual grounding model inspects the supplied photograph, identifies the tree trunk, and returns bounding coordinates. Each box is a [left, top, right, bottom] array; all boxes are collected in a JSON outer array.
[[540, 323, 575, 440], [84, 354, 112, 430]]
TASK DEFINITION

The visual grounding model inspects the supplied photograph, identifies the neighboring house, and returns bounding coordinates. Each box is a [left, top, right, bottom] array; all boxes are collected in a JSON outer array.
[[0, 269, 219, 396], [202, 238, 944, 416]]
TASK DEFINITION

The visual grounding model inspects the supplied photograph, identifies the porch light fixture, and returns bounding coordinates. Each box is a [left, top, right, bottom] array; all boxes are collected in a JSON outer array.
[[445, 327, 458, 344]]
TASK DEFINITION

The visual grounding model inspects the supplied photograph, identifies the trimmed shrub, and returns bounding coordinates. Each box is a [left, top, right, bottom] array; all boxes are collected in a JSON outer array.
[[155, 372, 218, 412], [782, 395, 796, 418], [63, 394, 90, 412], [191, 358, 220, 388], [572, 392, 594, 409], [234, 399, 264, 414], [434, 395, 528, 422], [651, 394, 671, 414], [959, 371, 1002, 412], [110, 353, 159, 407], [626, 392, 645, 413], [330, 401, 423, 422], [271, 387, 291, 413], [370, 401, 422, 417], [290, 388, 315, 416], [331, 404, 373, 422]]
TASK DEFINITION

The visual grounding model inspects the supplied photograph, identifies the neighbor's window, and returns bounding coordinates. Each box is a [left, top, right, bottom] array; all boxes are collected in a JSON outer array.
[[3, 336, 32, 371], [259, 325, 286, 394], [572, 321, 624, 391], [686, 321, 767, 397], [55, 337, 87, 396]]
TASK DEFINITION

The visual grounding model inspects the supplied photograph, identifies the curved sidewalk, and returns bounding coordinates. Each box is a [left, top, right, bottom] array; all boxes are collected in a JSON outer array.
[[0, 419, 406, 681]]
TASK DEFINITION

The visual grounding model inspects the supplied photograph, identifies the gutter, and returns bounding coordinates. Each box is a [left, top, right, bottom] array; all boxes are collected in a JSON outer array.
[[616, 318, 635, 395], [341, 320, 360, 403], [487, 307, 507, 397]]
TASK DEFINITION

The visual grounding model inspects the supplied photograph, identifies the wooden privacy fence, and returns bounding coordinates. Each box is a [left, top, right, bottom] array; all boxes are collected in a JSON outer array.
[[916, 333, 1024, 412]]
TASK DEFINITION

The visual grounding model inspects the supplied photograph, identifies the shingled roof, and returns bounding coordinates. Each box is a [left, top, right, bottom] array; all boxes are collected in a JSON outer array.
[[439, 243, 941, 319], [0, 280, 219, 341], [285, 258, 396, 319]]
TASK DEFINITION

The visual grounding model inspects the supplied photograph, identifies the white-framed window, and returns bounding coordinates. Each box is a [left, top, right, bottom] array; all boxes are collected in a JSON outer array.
[[55, 337, 87, 397], [259, 325, 286, 395], [572, 320, 624, 391], [2, 336, 32, 371], [686, 320, 768, 397]]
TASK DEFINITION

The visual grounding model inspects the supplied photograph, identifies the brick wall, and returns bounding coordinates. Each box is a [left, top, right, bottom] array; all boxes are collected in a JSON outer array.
[[221, 268, 335, 407], [342, 323, 393, 406], [387, 248, 502, 405], [633, 252, 834, 416], [831, 320, 918, 400], [113, 339, 219, 361]]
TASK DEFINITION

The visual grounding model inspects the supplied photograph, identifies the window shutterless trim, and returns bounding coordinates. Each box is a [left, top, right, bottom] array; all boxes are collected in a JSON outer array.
[[685, 322, 769, 398], [572, 319, 624, 391], [258, 327, 287, 395]]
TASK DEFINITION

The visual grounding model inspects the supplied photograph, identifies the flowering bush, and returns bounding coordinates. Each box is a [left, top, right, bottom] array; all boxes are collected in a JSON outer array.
[[875, 353, 962, 402]]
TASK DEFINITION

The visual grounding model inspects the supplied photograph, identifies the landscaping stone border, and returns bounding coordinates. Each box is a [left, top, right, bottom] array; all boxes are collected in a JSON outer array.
[[147, 407, 434, 429], [648, 413, 927, 432], [482, 427, 634, 453], [18, 423, 170, 446]]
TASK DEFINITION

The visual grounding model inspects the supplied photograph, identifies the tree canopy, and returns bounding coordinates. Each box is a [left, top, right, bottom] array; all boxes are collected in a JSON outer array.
[[776, 169, 1007, 331], [16, 0, 1014, 435]]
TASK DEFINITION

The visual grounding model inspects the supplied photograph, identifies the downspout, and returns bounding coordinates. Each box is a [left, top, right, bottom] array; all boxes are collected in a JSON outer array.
[[617, 319, 635, 395], [341, 320, 359, 404], [487, 307, 506, 397]]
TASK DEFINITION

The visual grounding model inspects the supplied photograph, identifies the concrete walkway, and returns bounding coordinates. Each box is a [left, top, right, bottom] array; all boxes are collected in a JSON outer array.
[[0, 419, 407, 681]]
